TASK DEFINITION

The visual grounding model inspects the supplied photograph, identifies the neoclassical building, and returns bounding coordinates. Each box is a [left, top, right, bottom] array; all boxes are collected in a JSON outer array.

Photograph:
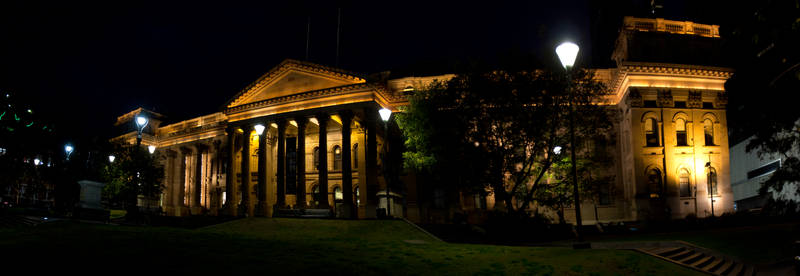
[[112, 16, 734, 223]]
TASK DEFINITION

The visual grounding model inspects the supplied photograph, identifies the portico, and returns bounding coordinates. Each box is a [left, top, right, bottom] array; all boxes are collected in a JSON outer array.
[[141, 59, 401, 219]]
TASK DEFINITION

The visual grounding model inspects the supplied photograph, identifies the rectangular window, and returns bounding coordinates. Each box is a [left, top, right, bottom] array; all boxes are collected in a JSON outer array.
[[644, 100, 658, 107], [703, 102, 714, 109], [747, 160, 781, 179], [674, 101, 687, 108]]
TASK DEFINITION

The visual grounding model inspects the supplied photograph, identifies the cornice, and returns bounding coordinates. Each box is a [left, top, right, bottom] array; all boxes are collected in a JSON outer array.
[[225, 83, 392, 114]]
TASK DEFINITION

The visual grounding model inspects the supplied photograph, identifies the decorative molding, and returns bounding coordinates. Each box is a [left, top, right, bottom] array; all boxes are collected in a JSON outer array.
[[687, 91, 703, 108], [657, 89, 673, 108]]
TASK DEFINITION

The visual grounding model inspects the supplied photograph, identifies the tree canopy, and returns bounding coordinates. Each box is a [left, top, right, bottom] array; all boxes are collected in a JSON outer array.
[[396, 67, 615, 217]]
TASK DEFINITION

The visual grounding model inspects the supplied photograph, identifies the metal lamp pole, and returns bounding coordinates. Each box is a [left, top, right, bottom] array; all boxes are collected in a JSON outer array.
[[557, 42, 583, 242], [379, 108, 392, 218]]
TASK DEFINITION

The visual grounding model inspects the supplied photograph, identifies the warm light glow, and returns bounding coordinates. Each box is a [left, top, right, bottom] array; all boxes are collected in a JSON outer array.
[[556, 42, 579, 69], [136, 116, 148, 128], [379, 108, 392, 122], [309, 118, 319, 125], [254, 124, 265, 135], [289, 120, 298, 127], [148, 145, 156, 154], [270, 123, 278, 129], [108, 155, 115, 163]]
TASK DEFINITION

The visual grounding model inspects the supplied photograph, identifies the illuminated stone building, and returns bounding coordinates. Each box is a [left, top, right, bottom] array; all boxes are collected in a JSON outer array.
[[112, 16, 734, 223]]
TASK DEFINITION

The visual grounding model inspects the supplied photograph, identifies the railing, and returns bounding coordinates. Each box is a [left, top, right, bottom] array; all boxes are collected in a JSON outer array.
[[623, 17, 720, 38]]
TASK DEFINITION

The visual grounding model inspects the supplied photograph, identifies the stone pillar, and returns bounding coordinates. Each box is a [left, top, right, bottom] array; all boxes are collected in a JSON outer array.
[[193, 144, 205, 214], [364, 107, 379, 218], [316, 113, 330, 209], [163, 150, 176, 207], [256, 121, 269, 217], [225, 127, 236, 216], [340, 110, 355, 218], [296, 117, 307, 209], [178, 148, 189, 215], [276, 120, 287, 209], [240, 125, 252, 217]]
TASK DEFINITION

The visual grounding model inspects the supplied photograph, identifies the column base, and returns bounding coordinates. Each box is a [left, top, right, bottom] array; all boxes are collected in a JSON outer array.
[[255, 201, 268, 217], [190, 206, 203, 216], [336, 203, 355, 219]]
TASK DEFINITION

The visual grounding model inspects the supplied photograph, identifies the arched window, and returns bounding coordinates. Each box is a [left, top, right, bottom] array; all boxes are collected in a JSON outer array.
[[704, 119, 715, 146], [645, 118, 659, 147], [334, 186, 343, 201], [707, 167, 718, 196], [647, 168, 663, 198], [354, 186, 360, 206], [333, 145, 342, 171], [679, 168, 691, 197], [353, 143, 359, 169], [676, 118, 688, 146], [313, 147, 320, 171]]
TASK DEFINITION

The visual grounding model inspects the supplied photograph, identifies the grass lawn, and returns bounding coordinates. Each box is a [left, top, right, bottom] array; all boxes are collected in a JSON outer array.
[[589, 223, 800, 265], [0, 218, 702, 275]]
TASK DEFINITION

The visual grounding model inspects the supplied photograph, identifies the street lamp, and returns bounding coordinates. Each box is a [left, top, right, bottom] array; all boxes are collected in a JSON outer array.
[[148, 145, 156, 154], [556, 41, 584, 242], [254, 124, 265, 136], [135, 115, 148, 147], [553, 146, 562, 155], [65, 145, 74, 161], [34, 158, 41, 166], [108, 155, 115, 163], [379, 107, 392, 218]]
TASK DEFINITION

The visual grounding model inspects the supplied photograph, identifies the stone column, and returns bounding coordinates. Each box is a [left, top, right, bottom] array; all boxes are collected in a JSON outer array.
[[364, 107, 379, 218], [225, 126, 236, 216], [240, 124, 252, 217], [178, 147, 189, 215], [295, 117, 308, 209], [316, 114, 330, 209], [256, 121, 268, 217], [194, 144, 205, 213], [276, 120, 287, 209], [340, 110, 354, 218], [163, 149, 176, 207]]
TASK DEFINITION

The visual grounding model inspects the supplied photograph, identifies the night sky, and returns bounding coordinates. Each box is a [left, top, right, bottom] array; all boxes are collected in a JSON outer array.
[[0, 0, 737, 145]]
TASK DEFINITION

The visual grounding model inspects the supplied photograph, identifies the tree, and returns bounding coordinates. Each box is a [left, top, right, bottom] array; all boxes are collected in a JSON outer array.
[[725, 0, 800, 212], [102, 143, 164, 217], [396, 67, 614, 216]]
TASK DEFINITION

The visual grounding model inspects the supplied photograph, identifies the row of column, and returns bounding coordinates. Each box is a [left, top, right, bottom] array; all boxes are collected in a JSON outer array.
[[224, 108, 379, 218], [163, 141, 220, 216]]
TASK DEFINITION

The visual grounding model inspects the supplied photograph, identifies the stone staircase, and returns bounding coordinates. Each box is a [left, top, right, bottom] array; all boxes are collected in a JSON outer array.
[[0, 214, 42, 227], [274, 208, 332, 218], [637, 246, 756, 276]]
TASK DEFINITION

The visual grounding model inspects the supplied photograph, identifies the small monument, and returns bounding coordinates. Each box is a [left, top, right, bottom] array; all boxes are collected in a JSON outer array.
[[75, 180, 110, 221]]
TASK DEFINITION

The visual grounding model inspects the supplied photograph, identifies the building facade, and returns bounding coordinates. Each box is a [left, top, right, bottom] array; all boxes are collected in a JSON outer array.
[[112, 17, 734, 223]]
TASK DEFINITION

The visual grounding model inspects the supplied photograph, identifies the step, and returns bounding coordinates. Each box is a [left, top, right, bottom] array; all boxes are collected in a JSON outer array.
[[714, 261, 733, 274], [689, 255, 714, 268], [701, 258, 724, 272], [668, 249, 695, 261], [650, 247, 681, 256], [661, 248, 689, 258], [678, 252, 704, 263], [722, 262, 743, 276]]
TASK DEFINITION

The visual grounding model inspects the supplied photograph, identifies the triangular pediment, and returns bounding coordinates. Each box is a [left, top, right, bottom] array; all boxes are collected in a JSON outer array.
[[226, 59, 366, 108]]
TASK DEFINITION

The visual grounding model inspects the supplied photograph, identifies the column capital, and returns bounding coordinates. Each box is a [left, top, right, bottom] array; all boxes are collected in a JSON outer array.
[[194, 142, 208, 151], [338, 109, 354, 121], [179, 146, 193, 155], [165, 149, 178, 158], [295, 116, 308, 128]]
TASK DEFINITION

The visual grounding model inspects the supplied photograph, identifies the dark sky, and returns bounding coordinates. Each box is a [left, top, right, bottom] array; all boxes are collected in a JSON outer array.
[[0, 0, 736, 145]]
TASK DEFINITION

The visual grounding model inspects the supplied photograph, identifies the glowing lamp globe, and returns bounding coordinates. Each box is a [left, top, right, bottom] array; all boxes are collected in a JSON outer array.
[[65, 145, 73, 154], [108, 155, 115, 163], [379, 108, 392, 122], [136, 116, 148, 128], [34, 158, 41, 166], [254, 124, 265, 135], [555, 42, 579, 69], [148, 145, 156, 154], [553, 146, 562, 155]]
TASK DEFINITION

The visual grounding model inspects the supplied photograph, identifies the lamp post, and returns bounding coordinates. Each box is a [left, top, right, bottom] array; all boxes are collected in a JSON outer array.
[[108, 155, 115, 163], [148, 145, 156, 154], [379, 107, 392, 218], [65, 145, 74, 161], [556, 41, 583, 242], [136, 115, 148, 147]]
